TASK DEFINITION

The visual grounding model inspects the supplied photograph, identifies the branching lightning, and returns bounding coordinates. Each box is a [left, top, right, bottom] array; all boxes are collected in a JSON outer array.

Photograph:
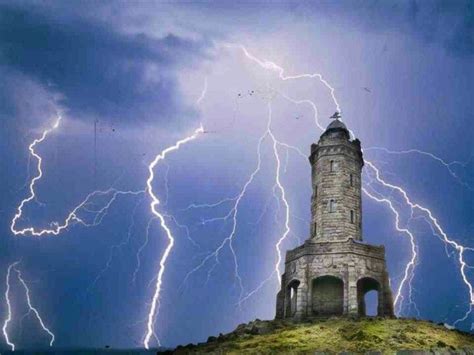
[[143, 125, 203, 349], [11, 116, 62, 236], [3, 261, 55, 351], [181, 92, 297, 307], [181, 124, 266, 301], [178, 44, 473, 319], [225, 43, 341, 113], [361, 186, 417, 313], [267, 103, 291, 286], [3, 262, 17, 351], [226, 43, 474, 323], [14, 265, 55, 347], [87, 195, 146, 293], [132, 216, 158, 285], [365, 147, 473, 190], [11, 116, 144, 237], [8, 38, 474, 351], [364, 160, 474, 321]]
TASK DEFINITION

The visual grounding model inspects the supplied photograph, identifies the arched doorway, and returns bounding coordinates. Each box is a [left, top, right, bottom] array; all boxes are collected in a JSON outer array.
[[312, 276, 344, 316], [357, 277, 381, 316], [285, 280, 300, 317]]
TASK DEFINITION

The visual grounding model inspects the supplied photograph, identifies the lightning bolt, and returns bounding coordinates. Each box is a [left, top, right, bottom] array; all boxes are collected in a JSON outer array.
[[227, 43, 474, 323], [11, 115, 62, 236], [2, 261, 55, 351], [364, 160, 474, 320], [132, 216, 157, 285], [143, 125, 203, 349], [11, 116, 144, 237], [196, 77, 208, 105], [181, 92, 296, 308], [180, 127, 266, 303], [365, 147, 473, 190], [406, 253, 421, 318], [8, 41, 473, 350], [87, 194, 146, 293], [225, 43, 341, 113], [361, 186, 417, 313], [14, 265, 55, 347], [267, 102, 291, 286], [3, 262, 17, 351]]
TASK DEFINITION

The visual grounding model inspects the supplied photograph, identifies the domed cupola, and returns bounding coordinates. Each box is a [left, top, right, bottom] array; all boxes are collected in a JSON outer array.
[[326, 119, 347, 131], [321, 112, 350, 140]]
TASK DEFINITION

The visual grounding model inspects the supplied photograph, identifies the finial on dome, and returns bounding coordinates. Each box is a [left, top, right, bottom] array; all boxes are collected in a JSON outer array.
[[329, 111, 341, 120], [326, 111, 347, 131]]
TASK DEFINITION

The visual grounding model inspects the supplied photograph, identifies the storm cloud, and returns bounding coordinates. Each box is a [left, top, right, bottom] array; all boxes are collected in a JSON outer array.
[[0, 5, 212, 126]]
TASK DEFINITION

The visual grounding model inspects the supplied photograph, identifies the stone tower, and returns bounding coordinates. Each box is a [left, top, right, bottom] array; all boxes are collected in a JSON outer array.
[[275, 117, 394, 320]]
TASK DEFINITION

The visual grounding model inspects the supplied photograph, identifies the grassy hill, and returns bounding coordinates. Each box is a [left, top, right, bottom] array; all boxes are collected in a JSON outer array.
[[170, 317, 474, 354]]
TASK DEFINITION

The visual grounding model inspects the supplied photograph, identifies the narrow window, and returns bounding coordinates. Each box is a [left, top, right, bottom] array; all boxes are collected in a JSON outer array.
[[286, 280, 300, 317], [329, 199, 336, 213], [314, 222, 317, 235], [330, 160, 335, 172], [350, 174, 353, 186], [350, 210, 355, 223]]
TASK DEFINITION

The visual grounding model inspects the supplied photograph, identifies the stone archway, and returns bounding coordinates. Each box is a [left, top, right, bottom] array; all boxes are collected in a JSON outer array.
[[285, 280, 300, 317], [312, 275, 344, 316], [357, 277, 381, 316]]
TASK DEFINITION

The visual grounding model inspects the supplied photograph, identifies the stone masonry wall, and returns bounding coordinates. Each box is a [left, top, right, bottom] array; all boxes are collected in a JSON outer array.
[[275, 239, 394, 319], [309, 129, 363, 242]]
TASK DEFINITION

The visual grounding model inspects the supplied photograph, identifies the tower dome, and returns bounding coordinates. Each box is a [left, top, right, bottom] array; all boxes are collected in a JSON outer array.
[[321, 117, 350, 141], [326, 119, 347, 131]]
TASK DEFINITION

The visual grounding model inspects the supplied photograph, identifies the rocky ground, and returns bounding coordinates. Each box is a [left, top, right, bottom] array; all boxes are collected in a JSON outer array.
[[164, 317, 474, 354]]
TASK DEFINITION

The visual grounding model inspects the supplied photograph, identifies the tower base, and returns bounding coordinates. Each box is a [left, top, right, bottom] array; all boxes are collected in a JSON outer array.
[[275, 238, 394, 320]]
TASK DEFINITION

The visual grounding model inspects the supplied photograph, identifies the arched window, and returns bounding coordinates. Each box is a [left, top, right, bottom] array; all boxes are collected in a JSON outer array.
[[330, 160, 335, 172], [329, 199, 336, 213], [286, 280, 300, 317], [364, 291, 378, 316], [350, 210, 355, 223], [350, 174, 353, 186], [357, 277, 381, 316]]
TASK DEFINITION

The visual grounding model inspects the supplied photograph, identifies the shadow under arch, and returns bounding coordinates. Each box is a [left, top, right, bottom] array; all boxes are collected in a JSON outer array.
[[312, 275, 344, 316]]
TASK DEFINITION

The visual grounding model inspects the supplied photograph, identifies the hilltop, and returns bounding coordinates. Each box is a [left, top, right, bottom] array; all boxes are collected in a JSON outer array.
[[168, 317, 474, 354]]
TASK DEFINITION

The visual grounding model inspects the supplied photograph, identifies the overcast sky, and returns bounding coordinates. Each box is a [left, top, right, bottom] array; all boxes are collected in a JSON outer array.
[[0, 1, 473, 350]]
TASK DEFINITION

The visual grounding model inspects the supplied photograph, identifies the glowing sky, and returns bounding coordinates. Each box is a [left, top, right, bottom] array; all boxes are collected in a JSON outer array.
[[0, 1, 473, 350]]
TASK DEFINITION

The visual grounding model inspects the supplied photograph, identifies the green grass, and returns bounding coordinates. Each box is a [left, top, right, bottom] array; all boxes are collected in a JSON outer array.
[[173, 318, 474, 354]]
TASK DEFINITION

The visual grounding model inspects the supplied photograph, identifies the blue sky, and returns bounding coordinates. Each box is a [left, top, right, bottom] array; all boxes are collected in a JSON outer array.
[[0, 0, 473, 350]]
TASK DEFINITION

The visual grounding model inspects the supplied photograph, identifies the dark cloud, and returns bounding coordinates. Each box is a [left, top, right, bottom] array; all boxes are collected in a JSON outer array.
[[0, 5, 212, 126], [443, 0, 474, 56], [0, 66, 59, 123], [289, 0, 474, 56]]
